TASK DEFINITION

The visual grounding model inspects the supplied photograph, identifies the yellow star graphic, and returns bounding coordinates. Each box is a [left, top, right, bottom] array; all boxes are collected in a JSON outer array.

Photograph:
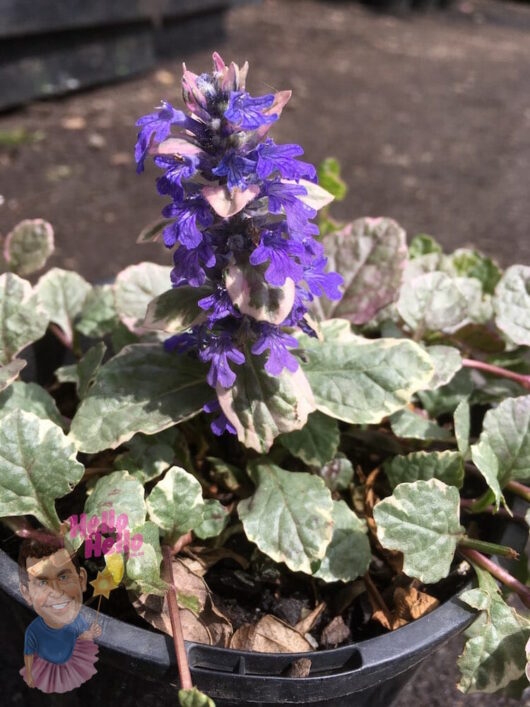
[[90, 569, 118, 600]]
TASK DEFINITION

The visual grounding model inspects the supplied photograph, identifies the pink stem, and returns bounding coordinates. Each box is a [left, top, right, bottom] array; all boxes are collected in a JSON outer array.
[[505, 480, 530, 504], [162, 544, 193, 690], [459, 547, 530, 609], [462, 358, 530, 391], [460, 498, 528, 525]]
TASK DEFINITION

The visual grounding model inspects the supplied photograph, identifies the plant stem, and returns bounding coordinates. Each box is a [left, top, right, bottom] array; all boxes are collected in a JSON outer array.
[[460, 498, 528, 525], [462, 358, 530, 391], [81, 467, 113, 481], [171, 531, 193, 556], [364, 572, 393, 628], [458, 536, 519, 560], [162, 544, 193, 690], [505, 480, 530, 504], [459, 547, 530, 609]]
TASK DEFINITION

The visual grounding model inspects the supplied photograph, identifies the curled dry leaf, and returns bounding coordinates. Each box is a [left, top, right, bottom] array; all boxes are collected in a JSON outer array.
[[372, 585, 440, 631], [295, 602, 326, 636], [364, 467, 403, 575], [133, 557, 232, 647], [285, 658, 312, 678], [230, 615, 311, 653], [182, 545, 249, 577]]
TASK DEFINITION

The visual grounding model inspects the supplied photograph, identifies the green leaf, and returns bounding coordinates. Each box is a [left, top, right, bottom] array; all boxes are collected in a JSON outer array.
[[408, 234, 442, 259], [75, 285, 118, 338], [417, 368, 474, 417], [85, 470, 146, 530], [238, 460, 333, 574], [300, 337, 434, 424], [193, 499, 230, 540], [125, 521, 167, 595], [179, 687, 216, 707], [206, 457, 250, 495], [494, 265, 530, 346], [0, 273, 49, 364], [318, 454, 354, 492], [0, 410, 84, 530], [69, 344, 211, 453], [317, 157, 347, 202], [397, 271, 469, 334], [278, 411, 339, 467], [76, 342, 106, 399], [421, 345, 462, 391], [0, 359, 26, 392], [0, 381, 64, 428], [114, 431, 176, 484], [146, 466, 205, 542], [458, 566, 530, 693], [217, 356, 315, 453], [297, 179, 334, 211], [470, 437, 504, 510], [318, 217, 407, 324], [137, 218, 172, 244], [3, 219, 54, 276], [384, 451, 464, 489], [454, 399, 471, 457], [225, 262, 295, 325], [474, 395, 530, 485], [36, 268, 91, 344], [114, 262, 173, 334], [389, 409, 451, 440], [143, 285, 208, 334], [446, 248, 502, 295], [313, 500, 370, 583], [373, 479, 464, 583]]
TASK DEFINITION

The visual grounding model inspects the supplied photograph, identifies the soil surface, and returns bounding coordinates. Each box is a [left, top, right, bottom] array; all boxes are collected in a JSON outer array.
[[1, 0, 530, 704]]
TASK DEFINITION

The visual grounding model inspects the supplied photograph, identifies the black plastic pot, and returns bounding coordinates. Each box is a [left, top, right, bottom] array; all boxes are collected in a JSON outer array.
[[0, 545, 473, 707]]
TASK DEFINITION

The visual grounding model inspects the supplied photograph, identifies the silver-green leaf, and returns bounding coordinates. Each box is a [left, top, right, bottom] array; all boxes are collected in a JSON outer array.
[[238, 461, 333, 574], [114, 262, 172, 334], [313, 500, 371, 583], [146, 466, 205, 542], [278, 411, 339, 467], [37, 268, 91, 344], [69, 344, 211, 453], [384, 451, 465, 489], [0, 381, 64, 428], [0, 273, 49, 364], [494, 265, 530, 346], [143, 286, 209, 334], [300, 337, 434, 424], [3, 219, 54, 276], [0, 359, 26, 392], [373, 479, 464, 583], [84, 470, 146, 530], [0, 410, 84, 529]]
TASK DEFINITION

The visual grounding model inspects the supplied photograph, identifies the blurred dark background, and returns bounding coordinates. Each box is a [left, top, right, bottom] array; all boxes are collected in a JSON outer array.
[[0, 2, 529, 702]]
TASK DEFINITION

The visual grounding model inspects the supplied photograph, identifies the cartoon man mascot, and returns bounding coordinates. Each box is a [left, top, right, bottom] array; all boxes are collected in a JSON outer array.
[[18, 530, 101, 693]]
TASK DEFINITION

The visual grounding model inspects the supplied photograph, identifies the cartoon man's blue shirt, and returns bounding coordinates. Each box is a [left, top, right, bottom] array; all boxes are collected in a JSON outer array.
[[24, 614, 89, 665]]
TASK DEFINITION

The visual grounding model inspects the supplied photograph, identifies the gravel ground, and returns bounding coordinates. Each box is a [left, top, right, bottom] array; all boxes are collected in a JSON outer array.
[[1, 0, 529, 704]]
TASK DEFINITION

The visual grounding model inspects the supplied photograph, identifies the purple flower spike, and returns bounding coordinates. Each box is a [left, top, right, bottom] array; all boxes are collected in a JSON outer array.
[[155, 155, 198, 196], [171, 242, 216, 287], [252, 324, 299, 376], [198, 286, 238, 324], [212, 151, 257, 191], [225, 91, 278, 130], [135, 101, 187, 173], [200, 335, 245, 388]]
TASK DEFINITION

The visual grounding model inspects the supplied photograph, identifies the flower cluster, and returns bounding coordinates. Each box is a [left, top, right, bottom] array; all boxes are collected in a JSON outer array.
[[135, 52, 343, 434]]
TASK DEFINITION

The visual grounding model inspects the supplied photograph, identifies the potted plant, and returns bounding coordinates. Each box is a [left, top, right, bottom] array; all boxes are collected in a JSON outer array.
[[0, 52, 529, 706]]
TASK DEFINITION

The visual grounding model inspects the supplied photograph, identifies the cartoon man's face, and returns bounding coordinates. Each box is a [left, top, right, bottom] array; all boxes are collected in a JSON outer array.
[[20, 549, 87, 629]]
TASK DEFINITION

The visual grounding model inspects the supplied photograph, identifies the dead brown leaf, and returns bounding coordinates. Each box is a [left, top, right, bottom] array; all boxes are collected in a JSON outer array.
[[285, 658, 312, 677], [295, 602, 326, 635], [230, 615, 311, 653], [182, 545, 249, 576], [371, 585, 440, 631], [320, 616, 351, 648], [133, 558, 233, 647]]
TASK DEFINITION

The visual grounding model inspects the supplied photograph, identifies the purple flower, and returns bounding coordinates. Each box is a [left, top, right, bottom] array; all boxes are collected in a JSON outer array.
[[212, 151, 257, 191], [164, 329, 199, 354], [203, 399, 236, 436], [135, 101, 187, 173], [265, 180, 316, 230], [225, 91, 278, 130], [252, 324, 299, 376], [162, 199, 213, 249], [256, 140, 316, 182], [171, 242, 216, 287], [249, 228, 303, 286], [198, 286, 238, 324], [199, 334, 245, 388], [155, 155, 198, 197], [303, 257, 344, 300]]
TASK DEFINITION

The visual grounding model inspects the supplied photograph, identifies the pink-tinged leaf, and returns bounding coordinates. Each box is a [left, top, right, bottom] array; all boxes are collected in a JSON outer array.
[[181, 65, 210, 121], [212, 51, 226, 74], [4, 219, 54, 276], [137, 219, 172, 245], [202, 185, 259, 218], [152, 138, 204, 159], [225, 263, 295, 325], [217, 361, 316, 453], [316, 217, 408, 325], [255, 90, 292, 140]]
